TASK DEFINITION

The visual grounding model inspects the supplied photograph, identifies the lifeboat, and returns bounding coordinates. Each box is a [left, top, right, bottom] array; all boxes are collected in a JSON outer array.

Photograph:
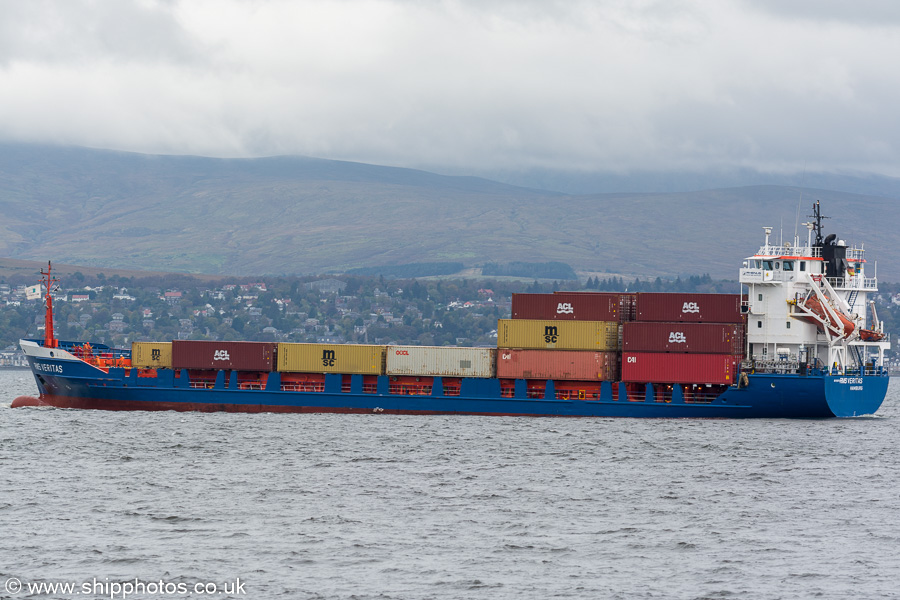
[[860, 329, 886, 342], [801, 295, 855, 338]]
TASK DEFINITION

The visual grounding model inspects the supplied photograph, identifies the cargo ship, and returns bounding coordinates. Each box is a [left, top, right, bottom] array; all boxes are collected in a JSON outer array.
[[13, 202, 890, 417]]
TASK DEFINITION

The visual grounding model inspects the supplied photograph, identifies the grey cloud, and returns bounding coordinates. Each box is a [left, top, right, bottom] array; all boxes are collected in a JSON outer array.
[[2, 0, 900, 177], [741, 0, 900, 25], [0, 0, 199, 66]]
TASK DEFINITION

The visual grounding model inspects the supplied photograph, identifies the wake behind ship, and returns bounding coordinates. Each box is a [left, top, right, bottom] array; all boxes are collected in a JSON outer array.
[[14, 202, 890, 418]]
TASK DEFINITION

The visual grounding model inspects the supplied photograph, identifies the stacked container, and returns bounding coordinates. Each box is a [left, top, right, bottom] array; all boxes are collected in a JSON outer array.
[[497, 348, 617, 381], [496, 319, 618, 351], [622, 322, 744, 354], [621, 293, 745, 385], [499, 292, 627, 381], [511, 293, 619, 321], [634, 293, 743, 323]]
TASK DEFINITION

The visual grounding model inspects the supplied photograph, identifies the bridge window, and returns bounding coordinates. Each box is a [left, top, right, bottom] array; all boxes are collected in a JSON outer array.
[[783, 261, 794, 271], [763, 260, 774, 270]]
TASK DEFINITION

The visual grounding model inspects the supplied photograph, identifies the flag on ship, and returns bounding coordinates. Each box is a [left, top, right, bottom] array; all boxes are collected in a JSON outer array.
[[25, 284, 41, 300]]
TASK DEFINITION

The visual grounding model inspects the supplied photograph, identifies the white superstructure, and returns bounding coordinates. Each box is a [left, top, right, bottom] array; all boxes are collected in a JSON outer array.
[[739, 202, 889, 375]]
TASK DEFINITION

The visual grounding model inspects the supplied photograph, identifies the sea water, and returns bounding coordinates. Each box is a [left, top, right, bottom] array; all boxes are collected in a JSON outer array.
[[2, 369, 899, 599]]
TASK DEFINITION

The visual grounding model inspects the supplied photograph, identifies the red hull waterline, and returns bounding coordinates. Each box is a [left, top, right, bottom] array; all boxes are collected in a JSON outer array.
[[11, 393, 551, 417]]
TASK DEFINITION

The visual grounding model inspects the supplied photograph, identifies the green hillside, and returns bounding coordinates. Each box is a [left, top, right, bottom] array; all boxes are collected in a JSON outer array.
[[2, 144, 898, 280]]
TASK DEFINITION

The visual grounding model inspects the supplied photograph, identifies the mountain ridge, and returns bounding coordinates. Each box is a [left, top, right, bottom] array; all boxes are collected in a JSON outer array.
[[2, 144, 897, 281]]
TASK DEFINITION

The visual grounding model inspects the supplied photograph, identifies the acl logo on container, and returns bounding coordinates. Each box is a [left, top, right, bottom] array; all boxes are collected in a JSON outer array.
[[556, 302, 574, 314], [668, 332, 687, 344], [682, 302, 700, 314], [213, 350, 230, 361]]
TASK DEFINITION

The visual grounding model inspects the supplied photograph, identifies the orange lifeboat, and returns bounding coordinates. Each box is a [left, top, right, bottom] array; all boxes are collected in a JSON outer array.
[[802, 295, 855, 338], [859, 329, 885, 342]]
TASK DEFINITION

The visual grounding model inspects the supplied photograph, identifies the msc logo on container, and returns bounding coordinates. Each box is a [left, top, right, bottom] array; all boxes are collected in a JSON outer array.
[[322, 349, 336, 367], [544, 325, 559, 343], [151, 348, 161, 361], [668, 332, 687, 344], [556, 302, 574, 315], [213, 350, 231, 361], [682, 302, 700, 314]]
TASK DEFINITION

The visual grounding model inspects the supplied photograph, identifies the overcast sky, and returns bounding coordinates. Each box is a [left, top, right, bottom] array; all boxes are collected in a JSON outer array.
[[2, 0, 900, 176]]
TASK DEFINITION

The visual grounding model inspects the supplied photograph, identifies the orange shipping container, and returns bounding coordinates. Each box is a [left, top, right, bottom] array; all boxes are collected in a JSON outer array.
[[497, 349, 618, 381]]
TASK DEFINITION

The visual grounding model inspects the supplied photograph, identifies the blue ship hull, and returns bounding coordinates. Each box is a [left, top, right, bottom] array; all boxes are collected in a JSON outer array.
[[20, 353, 888, 418]]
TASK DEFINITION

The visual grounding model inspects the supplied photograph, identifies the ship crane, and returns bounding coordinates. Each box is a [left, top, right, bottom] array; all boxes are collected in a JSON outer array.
[[859, 301, 887, 342]]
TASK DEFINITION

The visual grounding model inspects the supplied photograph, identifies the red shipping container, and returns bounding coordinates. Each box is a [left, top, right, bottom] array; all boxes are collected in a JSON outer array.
[[512, 293, 619, 321], [622, 322, 745, 354], [561, 292, 637, 321], [497, 349, 618, 381], [621, 352, 741, 385], [172, 341, 277, 371], [619, 293, 637, 322], [635, 293, 743, 323]]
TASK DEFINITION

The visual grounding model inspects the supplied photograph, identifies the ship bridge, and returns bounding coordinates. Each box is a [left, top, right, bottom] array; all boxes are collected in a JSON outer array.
[[739, 206, 888, 376]]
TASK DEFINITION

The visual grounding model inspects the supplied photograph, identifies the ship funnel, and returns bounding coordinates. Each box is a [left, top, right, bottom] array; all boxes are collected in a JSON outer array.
[[822, 233, 847, 278]]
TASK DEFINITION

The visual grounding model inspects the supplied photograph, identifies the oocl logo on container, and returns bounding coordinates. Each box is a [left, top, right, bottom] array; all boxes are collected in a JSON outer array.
[[682, 302, 700, 314], [668, 332, 687, 344], [213, 350, 231, 361], [395, 350, 410, 355]]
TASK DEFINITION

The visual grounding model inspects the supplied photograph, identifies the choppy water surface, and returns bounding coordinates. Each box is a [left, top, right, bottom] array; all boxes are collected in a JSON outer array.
[[2, 369, 899, 599]]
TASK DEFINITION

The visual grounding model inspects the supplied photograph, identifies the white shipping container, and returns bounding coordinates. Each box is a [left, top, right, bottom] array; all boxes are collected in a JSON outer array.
[[385, 346, 497, 378]]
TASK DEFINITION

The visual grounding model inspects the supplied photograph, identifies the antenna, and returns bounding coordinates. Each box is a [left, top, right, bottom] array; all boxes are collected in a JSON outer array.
[[803, 221, 815, 249], [794, 193, 803, 245], [808, 199, 829, 247]]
